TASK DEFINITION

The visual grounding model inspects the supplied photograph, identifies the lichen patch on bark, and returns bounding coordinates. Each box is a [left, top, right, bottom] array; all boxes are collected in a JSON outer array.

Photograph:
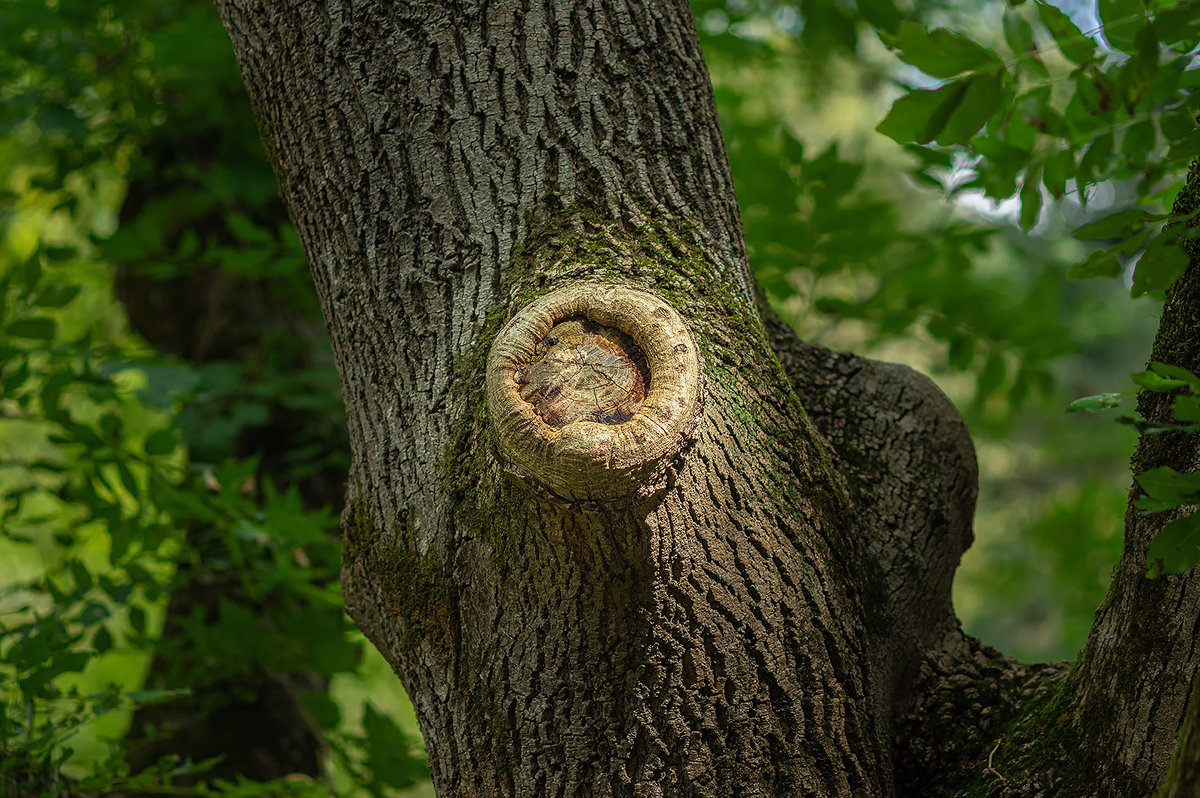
[[516, 316, 649, 428]]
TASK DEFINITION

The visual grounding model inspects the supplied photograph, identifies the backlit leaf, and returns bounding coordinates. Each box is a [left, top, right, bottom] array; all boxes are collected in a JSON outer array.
[[1036, 2, 1099, 64], [1100, 0, 1148, 53], [893, 22, 1004, 77], [1066, 393, 1123, 413]]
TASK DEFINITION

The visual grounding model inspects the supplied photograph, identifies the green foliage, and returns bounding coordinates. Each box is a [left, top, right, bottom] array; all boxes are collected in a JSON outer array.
[[875, 0, 1199, 295]]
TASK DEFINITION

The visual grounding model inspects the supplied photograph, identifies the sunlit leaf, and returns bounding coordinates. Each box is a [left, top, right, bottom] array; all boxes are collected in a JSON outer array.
[[1150, 362, 1200, 392], [1132, 369, 1190, 392], [1066, 393, 1123, 413]]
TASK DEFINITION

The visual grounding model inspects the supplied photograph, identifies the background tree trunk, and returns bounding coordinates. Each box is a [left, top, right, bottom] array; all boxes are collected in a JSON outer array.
[[213, 1, 1200, 795]]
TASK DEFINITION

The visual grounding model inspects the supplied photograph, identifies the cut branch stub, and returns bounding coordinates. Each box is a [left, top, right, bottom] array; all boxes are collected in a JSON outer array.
[[486, 284, 703, 503]]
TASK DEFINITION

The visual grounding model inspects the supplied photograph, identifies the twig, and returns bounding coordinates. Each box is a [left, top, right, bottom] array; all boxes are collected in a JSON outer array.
[[988, 740, 1007, 781]]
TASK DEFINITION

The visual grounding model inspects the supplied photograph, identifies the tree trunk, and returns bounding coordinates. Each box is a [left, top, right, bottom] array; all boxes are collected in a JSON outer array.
[[213, 1, 1200, 795]]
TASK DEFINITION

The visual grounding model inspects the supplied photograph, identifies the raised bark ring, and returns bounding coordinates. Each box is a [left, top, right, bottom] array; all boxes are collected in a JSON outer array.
[[485, 284, 702, 502]]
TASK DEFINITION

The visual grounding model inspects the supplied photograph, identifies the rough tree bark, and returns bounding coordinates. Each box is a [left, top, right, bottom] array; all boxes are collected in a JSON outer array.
[[213, 1, 1200, 795]]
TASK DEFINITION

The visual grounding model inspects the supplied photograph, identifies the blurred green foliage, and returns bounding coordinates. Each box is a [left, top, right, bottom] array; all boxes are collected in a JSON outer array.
[[0, 0, 1196, 792]]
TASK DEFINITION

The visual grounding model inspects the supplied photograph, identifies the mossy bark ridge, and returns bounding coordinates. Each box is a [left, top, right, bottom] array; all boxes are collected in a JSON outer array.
[[214, 0, 1200, 793]]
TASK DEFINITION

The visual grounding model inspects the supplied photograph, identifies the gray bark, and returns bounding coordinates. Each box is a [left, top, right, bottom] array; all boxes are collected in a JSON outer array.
[[213, 1, 1200, 795]]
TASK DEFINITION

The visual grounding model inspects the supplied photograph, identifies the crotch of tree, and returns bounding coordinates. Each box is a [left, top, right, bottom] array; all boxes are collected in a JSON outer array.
[[486, 284, 703, 503]]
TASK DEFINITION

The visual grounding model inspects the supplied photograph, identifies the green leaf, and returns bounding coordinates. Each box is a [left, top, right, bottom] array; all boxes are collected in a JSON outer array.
[[363, 704, 426, 788], [2, 361, 31, 396], [1036, 2, 1098, 64], [298, 692, 341, 729], [937, 73, 1005, 146], [1075, 208, 1162, 241], [116, 461, 139, 499], [973, 136, 1032, 198], [1042, 148, 1075, 199], [948, 334, 975, 370], [1173, 395, 1200, 422], [1004, 9, 1036, 56], [42, 246, 75, 263], [1068, 248, 1123, 279], [1131, 369, 1189, 392], [93, 626, 113, 654], [1131, 232, 1188, 297], [1114, 23, 1161, 110], [877, 80, 970, 144], [893, 22, 1004, 77], [129, 606, 147, 635], [144, 428, 177, 457], [978, 353, 1007, 395], [1147, 512, 1200, 577], [858, 0, 902, 33], [1020, 167, 1043, 231], [1122, 119, 1157, 166], [1168, 130, 1200, 163], [225, 212, 273, 244], [1116, 411, 1176, 434], [70, 559, 94, 592], [7, 318, 57, 340], [1150, 362, 1200, 391], [1079, 132, 1115, 190], [1156, 1, 1200, 48], [1066, 393, 1123, 413], [33, 285, 80, 308], [1100, 0, 1148, 53], [1161, 110, 1197, 143], [1136, 466, 1200, 511]]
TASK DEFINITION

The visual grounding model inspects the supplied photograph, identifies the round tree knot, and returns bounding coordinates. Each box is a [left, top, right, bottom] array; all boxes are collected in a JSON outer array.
[[485, 284, 703, 503], [516, 317, 650, 428]]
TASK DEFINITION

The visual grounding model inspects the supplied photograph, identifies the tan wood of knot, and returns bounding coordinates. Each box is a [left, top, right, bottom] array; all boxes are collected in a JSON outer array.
[[515, 317, 649, 428], [485, 283, 702, 502]]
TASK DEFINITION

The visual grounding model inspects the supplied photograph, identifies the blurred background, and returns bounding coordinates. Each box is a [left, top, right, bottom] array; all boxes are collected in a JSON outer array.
[[1, 0, 1191, 793]]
